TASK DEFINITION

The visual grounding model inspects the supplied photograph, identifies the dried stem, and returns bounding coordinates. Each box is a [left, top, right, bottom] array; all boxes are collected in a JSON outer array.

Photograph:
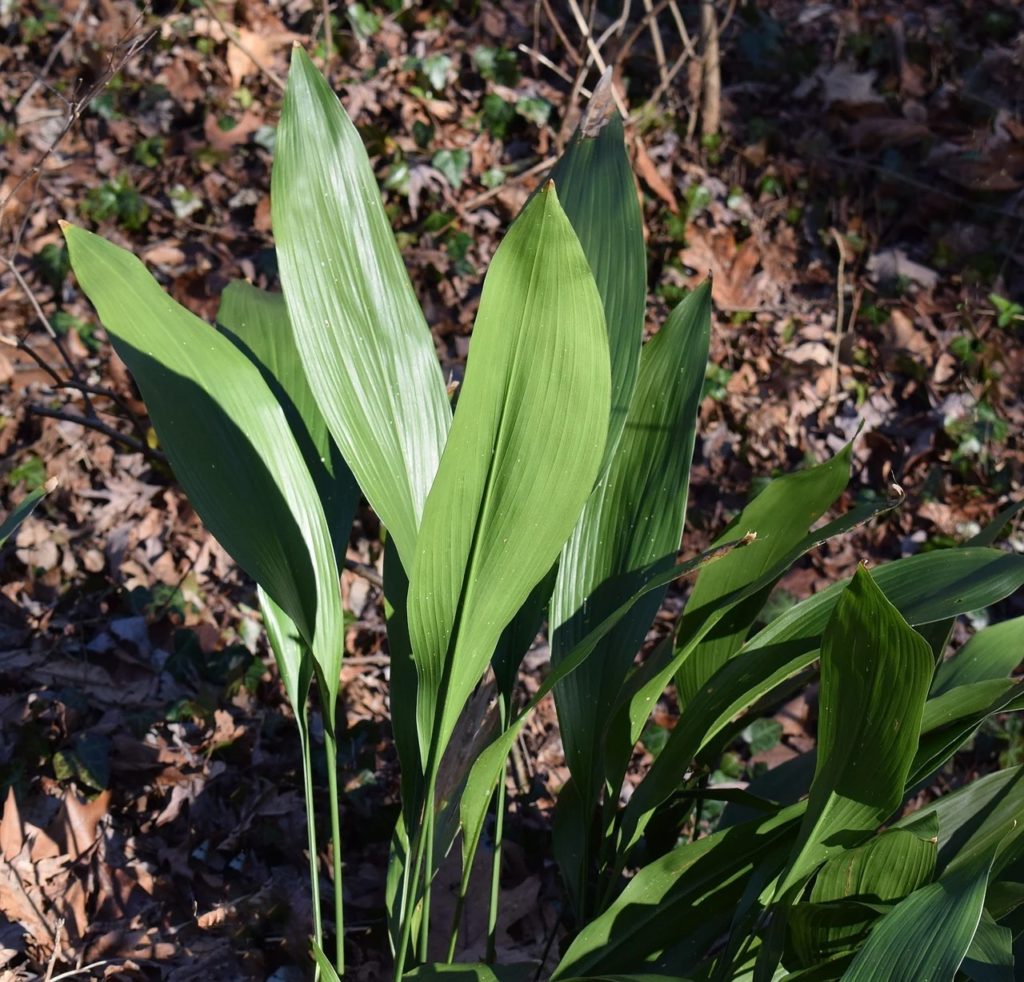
[[699, 0, 721, 137]]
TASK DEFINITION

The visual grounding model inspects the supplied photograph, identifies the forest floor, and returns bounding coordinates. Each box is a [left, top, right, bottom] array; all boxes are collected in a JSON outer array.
[[1, 0, 1023, 978]]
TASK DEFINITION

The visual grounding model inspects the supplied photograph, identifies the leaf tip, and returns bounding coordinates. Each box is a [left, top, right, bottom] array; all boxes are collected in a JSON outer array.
[[580, 68, 619, 138]]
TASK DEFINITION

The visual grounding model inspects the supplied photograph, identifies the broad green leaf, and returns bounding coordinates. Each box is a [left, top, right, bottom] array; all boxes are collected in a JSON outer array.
[[789, 821, 938, 967], [675, 445, 852, 706], [551, 803, 803, 979], [614, 496, 901, 856], [545, 70, 646, 470], [408, 184, 610, 764], [0, 477, 55, 548], [962, 910, 1015, 982], [931, 616, 1024, 696], [617, 545, 1024, 858], [775, 567, 933, 897], [810, 817, 938, 903], [745, 549, 1024, 658], [892, 767, 1024, 879], [62, 223, 345, 725], [843, 834, 1006, 982], [459, 536, 755, 901], [551, 283, 710, 876], [274, 47, 451, 568]]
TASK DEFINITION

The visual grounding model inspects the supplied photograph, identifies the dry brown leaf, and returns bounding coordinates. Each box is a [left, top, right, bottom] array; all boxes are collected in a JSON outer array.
[[0, 790, 22, 862], [225, 26, 297, 87], [61, 790, 111, 861], [634, 136, 678, 213]]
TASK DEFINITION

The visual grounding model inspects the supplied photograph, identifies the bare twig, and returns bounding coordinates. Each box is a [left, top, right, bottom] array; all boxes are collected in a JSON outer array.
[[516, 44, 582, 89], [616, 0, 674, 69], [540, 0, 584, 66], [28, 405, 164, 461], [47, 961, 115, 982], [641, 0, 668, 88], [564, 0, 630, 118], [12, 0, 89, 118], [197, 0, 285, 91], [699, 0, 720, 137], [457, 156, 557, 215], [321, 0, 333, 69], [344, 558, 383, 590], [42, 918, 64, 982], [828, 227, 847, 401], [1, 257, 97, 419], [0, 22, 154, 241], [667, 0, 697, 56]]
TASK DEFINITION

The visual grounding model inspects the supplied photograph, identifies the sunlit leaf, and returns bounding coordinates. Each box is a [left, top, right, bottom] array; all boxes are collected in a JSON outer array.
[[775, 566, 933, 897], [63, 223, 345, 726], [274, 47, 451, 568], [409, 183, 610, 766]]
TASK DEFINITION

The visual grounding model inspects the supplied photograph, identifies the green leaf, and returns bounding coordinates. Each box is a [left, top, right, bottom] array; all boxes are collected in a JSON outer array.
[[962, 910, 1015, 982], [891, 767, 1024, 879], [552, 283, 710, 811], [408, 183, 610, 765], [259, 586, 313, 720], [931, 616, 1024, 696], [675, 445, 853, 706], [274, 47, 451, 568], [614, 496, 900, 856], [62, 223, 345, 727], [843, 834, 1006, 981], [551, 804, 804, 979], [789, 821, 938, 966], [459, 536, 756, 901], [910, 681, 1021, 787], [404, 965, 532, 981], [546, 72, 646, 471], [216, 279, 358, 567], [775, 566, 933, 897], [311, 939, 342, 981], [432, 148, 470, 188], [0, 478, 55, 548]]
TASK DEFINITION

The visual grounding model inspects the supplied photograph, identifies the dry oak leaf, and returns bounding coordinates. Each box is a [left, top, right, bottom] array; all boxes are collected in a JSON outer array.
[[226, 26, 299, 87]]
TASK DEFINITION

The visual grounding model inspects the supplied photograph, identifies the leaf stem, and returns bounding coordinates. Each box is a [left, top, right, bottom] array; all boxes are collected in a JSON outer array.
[[324, 731, 345, 975], [418, 773, 437, 962], [299, 714, 323, 979], [485, 752, 507, 963]]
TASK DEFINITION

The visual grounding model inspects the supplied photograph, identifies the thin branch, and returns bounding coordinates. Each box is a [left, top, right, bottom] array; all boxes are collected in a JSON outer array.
[[516, 44, 582, 89], [828, 227, 847, 401], [1, 257, 97, 418], [322, 0, 333, 67], [28, 405, 164, 461], [616, 0, 674, 69], [344, 558, 383, 590], [197, 0, 286, 92], [456, 156, 557, 215], [641, 0, 668, 88], [667, 0, 697, 58], [540, 0, 584, 67], [12, 0, 89, 118]]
